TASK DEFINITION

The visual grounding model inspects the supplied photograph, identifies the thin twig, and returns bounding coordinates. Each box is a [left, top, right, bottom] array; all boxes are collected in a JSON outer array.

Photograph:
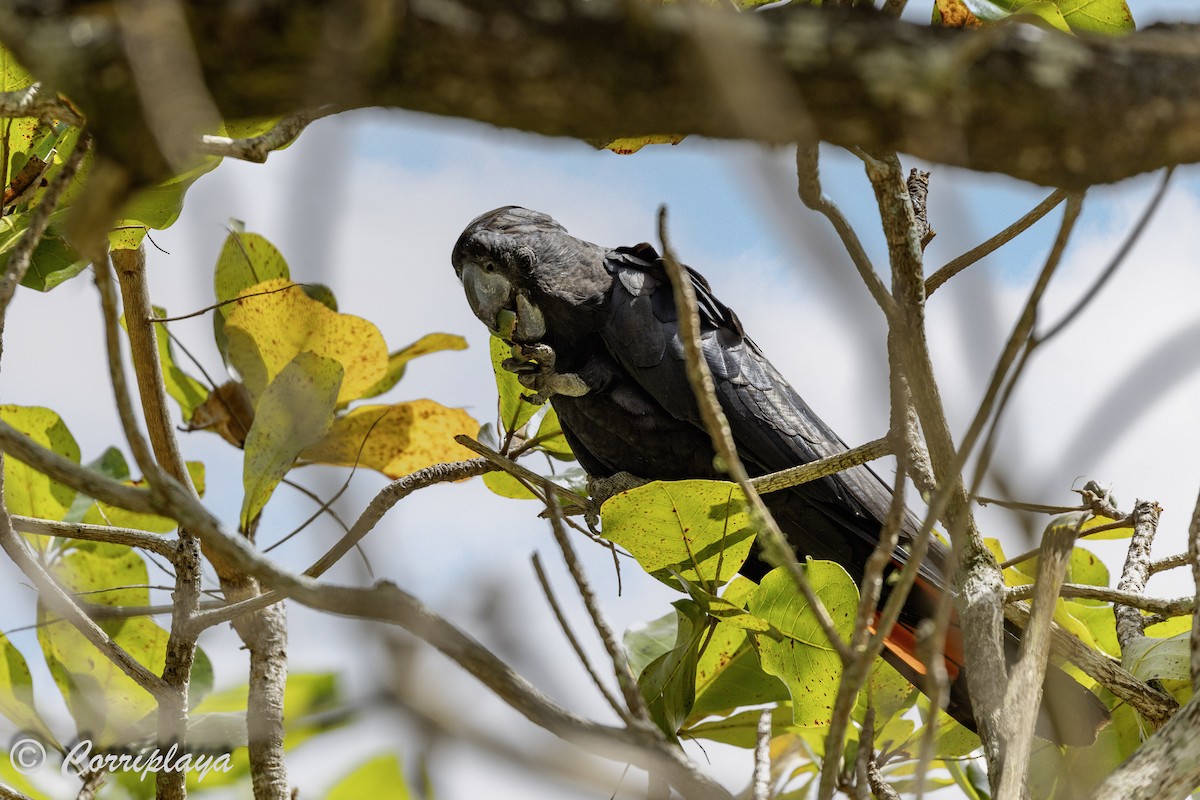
[[531, 553, 629, 723], [1151, 551, 1196, 575], [197, 108, 335, 163], [796, 144, 897, 319], [455, 435, 588, 510], [92, 256, 159, 484], [1005, 583, 1193, 617], [1035, 169, 1173, 346], [0, 84, 84, 126], [925, 189, 1069, 296], [1189, 486, 1200, 693], [750, 437, 890, 495], [974, 496, 1085, 514], [544, 493, 652, 725], [997, 516, 1132, 569], [186, 458, 495, 632], [657, 206, 849, 662], [11, 515, 178, 557]]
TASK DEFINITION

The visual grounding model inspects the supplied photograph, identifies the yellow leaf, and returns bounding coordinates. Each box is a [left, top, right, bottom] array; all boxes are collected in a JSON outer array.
[[225, 278, 387, 405], [595, 134, 686, 155], [302, 400, 478, 479], [0, 405, 80, 523], [362, 332, 469, 399]]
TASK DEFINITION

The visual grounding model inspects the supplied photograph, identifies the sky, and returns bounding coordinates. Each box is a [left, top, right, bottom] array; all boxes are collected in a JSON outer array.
[[4, 3, 1200, 798]]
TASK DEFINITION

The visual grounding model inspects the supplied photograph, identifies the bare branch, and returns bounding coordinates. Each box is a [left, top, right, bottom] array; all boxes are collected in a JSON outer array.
[[752, 708, 772, 800], [1005, 583, 1193, 617], [751, 436, 890, 495], [1115, 501, 1163, 652], [997, 516, 1077, 798], [10, 514, 178, 557], [197, 108, 335, 162], [796, 145, 896, 319], [925, 189, 1068, 296], [0, 84, 84, 126], [1003, 602, 1176, 726], [531, 552, 628, 723], [8, 4, 1200, 187]]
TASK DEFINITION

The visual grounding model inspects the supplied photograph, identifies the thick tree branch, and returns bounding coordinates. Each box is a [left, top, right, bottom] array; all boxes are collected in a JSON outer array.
[[2, 3, 1200, 188]]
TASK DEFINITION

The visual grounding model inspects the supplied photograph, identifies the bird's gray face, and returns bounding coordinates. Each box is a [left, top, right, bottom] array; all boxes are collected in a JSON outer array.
[[452, 207, 555, 344], [458, 259, 546, 343]]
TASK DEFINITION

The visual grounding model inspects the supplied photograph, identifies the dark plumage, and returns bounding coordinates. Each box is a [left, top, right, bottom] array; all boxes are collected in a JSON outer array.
[[452, 206, 1110, 747]]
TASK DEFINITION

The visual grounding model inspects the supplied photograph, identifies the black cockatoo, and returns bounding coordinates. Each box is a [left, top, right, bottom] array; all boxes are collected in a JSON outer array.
[[451, 206, 1110, 746]]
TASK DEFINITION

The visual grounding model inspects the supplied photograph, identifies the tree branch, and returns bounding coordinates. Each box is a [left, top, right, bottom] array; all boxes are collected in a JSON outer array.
[[4, 3, 1200, 188]]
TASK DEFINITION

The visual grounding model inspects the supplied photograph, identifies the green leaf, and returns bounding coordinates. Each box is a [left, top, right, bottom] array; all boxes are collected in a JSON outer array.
[[625, 610, 681, 679], [38, 543, 168, 744], [0, 405, 80, 523], [854, 659, 915, 728], [0, 631, 54, 743], [213, 227, 291, 310], [1122, 631, 1189, 683], [190, 646, 214, 710], [241, 352, 343, 528], [110, 158, 221, 249], [1056, 0, 1134, 34], [482, 469, 539, 500], [8, 210, 86, 292], [637, 600, 707, 736], [362, 332, 469, 399], [600, 480, 755, 591], [329, 754, 412, 800], [959, 0, 1133, 33], [532, 405, 574, 459], [686, 578, 787, 724], [489, 334, 539, 434], [682, 704, 793, 748], [748, 562, 856, 728]]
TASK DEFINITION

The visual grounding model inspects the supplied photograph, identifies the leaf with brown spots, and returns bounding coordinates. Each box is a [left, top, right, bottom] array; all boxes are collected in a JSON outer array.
[[302, 400, 479, 479], [600, 480, 754, 592], [241, 353, 343, 528], [748, 562, 856, 728], [225, 278, 388, 406]]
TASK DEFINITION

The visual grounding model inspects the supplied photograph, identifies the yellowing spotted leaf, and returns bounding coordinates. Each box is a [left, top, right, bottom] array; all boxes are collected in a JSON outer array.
[[241, 353, 343, 528], [596, 134, 686, 155], [225, 278, 387, 405], [302, 400, 479, 479]]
